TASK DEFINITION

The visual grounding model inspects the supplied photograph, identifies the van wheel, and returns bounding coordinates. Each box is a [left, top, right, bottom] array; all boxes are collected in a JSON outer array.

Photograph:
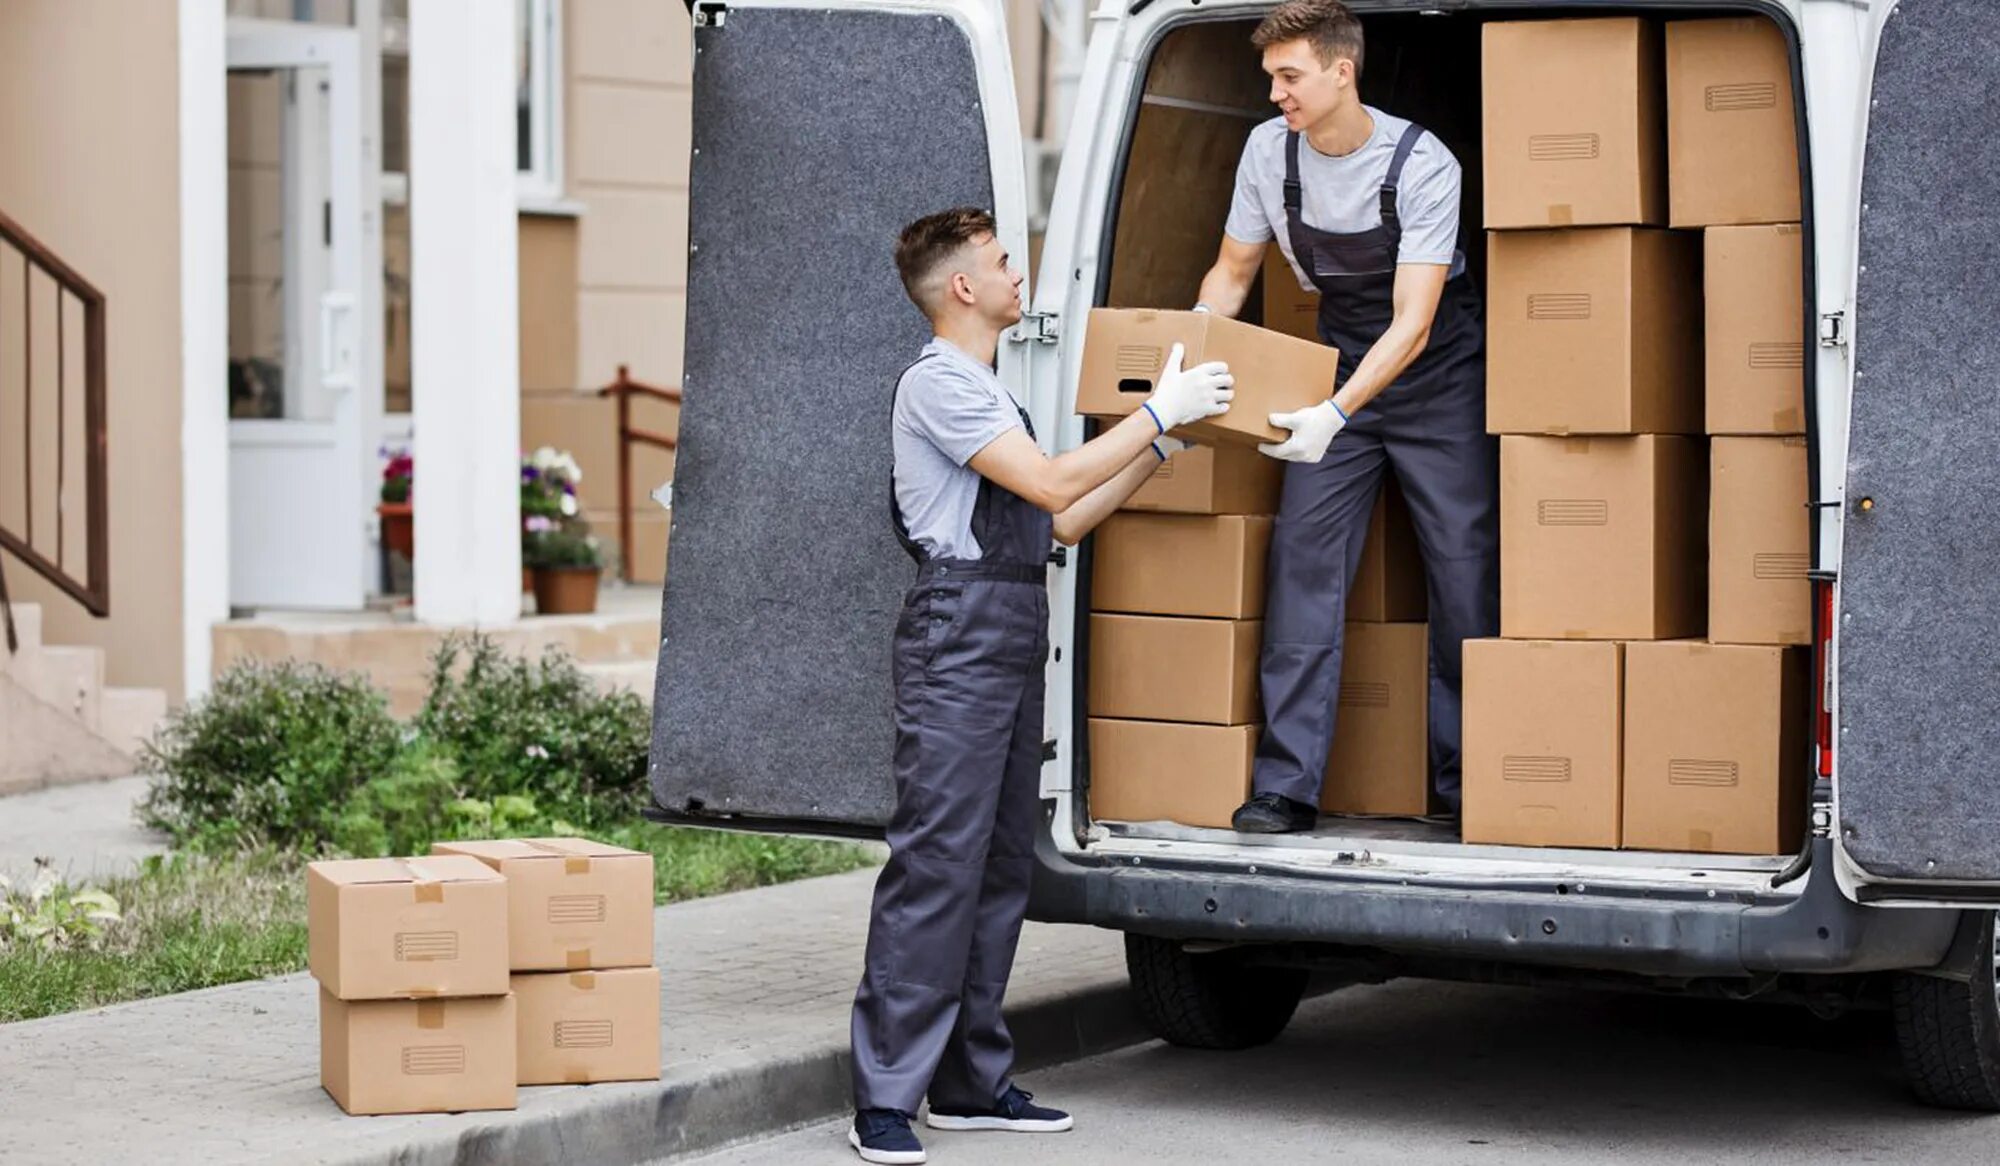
[[1892, 911, 2000, 1111], [1123, 933, 1308, 1050]]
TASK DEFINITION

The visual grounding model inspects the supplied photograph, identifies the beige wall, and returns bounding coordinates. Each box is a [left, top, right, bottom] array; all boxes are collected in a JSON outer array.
[[0, 2, 186, 698]]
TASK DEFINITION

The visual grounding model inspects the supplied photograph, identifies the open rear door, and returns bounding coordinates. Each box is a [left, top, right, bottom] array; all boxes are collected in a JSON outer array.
[[648, 0, 1030, 837], [1835, 0, 2000, 903]]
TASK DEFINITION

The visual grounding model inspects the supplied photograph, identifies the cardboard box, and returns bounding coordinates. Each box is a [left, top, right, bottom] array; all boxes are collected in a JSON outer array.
[[1091, 514, 1273, 619], [1123, 442, 1284, 515], [1462, 639, 1624, 849], [513, 967, 662, 1086], [1087, 719, 1256, 829], [1482, 18, 1665, 229], [1667, 17, 1801, 228], [1710, 437, 1810, 645], [1089, 614, 1261, 725], [430, 838, 654, 972], [1705, 224, 1805, 434], [1076, 308, 1341, 447], [1623, 640, 1808, 854], [1486, 228, 1703, 435], [1320, 622, 1432, 817], [1261, 244, 1321, 342], [307, 855, 509, 1001], [1501, 435, 1707, 640], [1352, 479, 1429, 623], [320, 989, 517, 1115]]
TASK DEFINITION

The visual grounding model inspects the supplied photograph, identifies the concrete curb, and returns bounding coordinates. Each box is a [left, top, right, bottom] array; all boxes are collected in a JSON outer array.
[[327, 982, 1147, 1166]]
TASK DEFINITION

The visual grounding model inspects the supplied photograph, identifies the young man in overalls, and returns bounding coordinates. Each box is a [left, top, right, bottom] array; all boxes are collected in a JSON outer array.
[[1193, 0, 1499, 834], [848, 207, 1236, 1164]]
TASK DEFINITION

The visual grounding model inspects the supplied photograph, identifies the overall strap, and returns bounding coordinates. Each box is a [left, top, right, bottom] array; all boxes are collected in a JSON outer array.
[[1377, 121, 1428, 239], [887, 354, 941, 565]]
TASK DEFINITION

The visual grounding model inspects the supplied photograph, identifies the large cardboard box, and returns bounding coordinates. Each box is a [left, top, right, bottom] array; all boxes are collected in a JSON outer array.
[[320, 989, 517, 1115], [1351, 481, 1428, 623], [1091, 513, 1273, 619], [1089, 614, 1261, 725], [1261, 245, 1321, 342], [1667, 17, 1801, 229], [1501, 435, 1707, 640], [1705, 224, 1805, 434], [1076, 308, 1341, 447], [307, 855, 509, 1001], [430, 838, 654, 972], [1462, 639, 1624, 849], [1710, 437, 1810, 645], [513, 967, 662, 1086], [1486, 227, 1702, 435], [1320, 622, 1432, 817], [1088, 720, 1256, 829], [1482, 18, 1665, 229], [1123, 442, 1284, 515], [1623, 640, 1808, 854]]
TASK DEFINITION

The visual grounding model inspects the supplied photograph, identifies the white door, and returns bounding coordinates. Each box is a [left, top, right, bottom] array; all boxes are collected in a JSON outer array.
[[225, 20, 366, 610]]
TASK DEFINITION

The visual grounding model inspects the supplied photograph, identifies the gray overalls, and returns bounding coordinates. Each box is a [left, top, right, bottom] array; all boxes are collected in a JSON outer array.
[[1255, 123, 1499, 814], [851, 356, 1053, 1114]]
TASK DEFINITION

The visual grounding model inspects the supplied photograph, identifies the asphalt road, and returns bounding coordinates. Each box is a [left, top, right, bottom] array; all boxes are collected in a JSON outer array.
[[677, 977, 2000, 1165]]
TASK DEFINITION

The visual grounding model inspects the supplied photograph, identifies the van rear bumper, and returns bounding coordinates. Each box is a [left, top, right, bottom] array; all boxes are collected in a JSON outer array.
[[1028, 820, 1959, 978]]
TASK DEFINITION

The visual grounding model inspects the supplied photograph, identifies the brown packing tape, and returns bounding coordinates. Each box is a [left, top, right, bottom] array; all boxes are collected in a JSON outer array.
[[405, 987, 442, 998], [565, 857, 591, 876], [566, 949, 593, 970], [1547, 204, 1574, 226], [1690, 829, 1715, 851], [564, 1065, 593, 1085], [1773, 408, 1803, 430], [417, 1001, 446, 1030], [570, 971, 597, 990], [413, 882, 443, 904]]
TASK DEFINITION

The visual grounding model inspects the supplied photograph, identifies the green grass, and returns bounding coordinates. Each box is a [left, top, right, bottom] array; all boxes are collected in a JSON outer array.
[[0, 826, 876, 1024]]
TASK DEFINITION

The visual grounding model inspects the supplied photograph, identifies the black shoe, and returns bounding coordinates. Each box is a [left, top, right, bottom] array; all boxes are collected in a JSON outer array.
[[850, 1109, 926, 1164], [1231, 791, 1317, 833], [927, 1085, 1074, 1132]]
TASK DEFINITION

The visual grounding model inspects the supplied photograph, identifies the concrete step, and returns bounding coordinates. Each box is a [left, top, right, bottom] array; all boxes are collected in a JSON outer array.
[[1, 601, 45, 689], [0, 671, 138, 796], [33, 644, 105, 734], [581, 658, 656, 706], [99, 686, 169, 757]]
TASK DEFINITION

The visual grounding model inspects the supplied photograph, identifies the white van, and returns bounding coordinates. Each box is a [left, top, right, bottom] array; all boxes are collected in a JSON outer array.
[[647, 0, 2000, 1110]]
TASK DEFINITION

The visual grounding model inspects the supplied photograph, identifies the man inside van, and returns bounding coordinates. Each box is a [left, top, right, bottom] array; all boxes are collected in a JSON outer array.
[[847, 206, 1235, 1165], [1193, 0, 1498, 834]]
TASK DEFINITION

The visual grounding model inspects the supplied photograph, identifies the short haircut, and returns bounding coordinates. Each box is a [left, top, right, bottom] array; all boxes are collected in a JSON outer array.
[[1252, 0, 1365, 78], [894, 206, 996, 312]]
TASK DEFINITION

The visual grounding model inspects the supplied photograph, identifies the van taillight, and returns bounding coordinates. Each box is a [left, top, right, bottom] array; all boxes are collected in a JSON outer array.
[[1814, 577, 1836, 779]]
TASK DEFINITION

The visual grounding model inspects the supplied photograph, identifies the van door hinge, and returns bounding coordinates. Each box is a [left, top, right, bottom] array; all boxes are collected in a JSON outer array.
[[1819, 311, 1847, 348], [1011, 312, 1061, 345]]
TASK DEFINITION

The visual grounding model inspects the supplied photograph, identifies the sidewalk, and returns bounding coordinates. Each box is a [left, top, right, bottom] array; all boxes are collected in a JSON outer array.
[[0, 867, 1139, 1166], [0, 774, 166, 883]]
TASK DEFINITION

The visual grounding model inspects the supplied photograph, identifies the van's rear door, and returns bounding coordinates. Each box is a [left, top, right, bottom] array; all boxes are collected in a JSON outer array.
[[1835, 0, 2000, 902], [647, 0, 1030, 838]]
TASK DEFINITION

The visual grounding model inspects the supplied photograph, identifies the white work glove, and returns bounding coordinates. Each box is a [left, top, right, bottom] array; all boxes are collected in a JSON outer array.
[[1151, 436, 1192, 461], [1141, 343, 1234, 433], [1259, 399, 1349, 463]]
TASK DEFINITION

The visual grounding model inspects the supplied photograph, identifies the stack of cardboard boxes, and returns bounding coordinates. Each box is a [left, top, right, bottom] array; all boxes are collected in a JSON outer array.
[[309, 838, 659, 1116], [1464, 16, 1810, 856]]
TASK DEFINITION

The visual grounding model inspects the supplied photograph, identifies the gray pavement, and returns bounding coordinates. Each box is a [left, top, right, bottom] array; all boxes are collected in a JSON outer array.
[[682, 978, 2000, 1165], [0, 774, 165, 883]]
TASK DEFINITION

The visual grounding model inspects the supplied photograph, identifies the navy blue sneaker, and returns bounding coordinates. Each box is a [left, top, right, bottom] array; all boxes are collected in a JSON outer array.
[[926, 1085, 1074, 1133], [849, 1109, 926, 1164]]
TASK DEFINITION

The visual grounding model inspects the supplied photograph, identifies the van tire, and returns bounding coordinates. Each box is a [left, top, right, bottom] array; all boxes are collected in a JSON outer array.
[[1123, 933, 1308, 1051], [1892, 911, 2000, 1112]]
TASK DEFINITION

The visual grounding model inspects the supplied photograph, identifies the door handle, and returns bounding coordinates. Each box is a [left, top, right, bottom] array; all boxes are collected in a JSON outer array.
[[319, 290, 356, 392]]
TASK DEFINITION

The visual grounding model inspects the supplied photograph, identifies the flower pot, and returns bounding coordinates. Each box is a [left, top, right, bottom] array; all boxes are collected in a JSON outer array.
[[377, 502, 414, 560], [522, 566, 534, 594], [532, 566, 600, 615]]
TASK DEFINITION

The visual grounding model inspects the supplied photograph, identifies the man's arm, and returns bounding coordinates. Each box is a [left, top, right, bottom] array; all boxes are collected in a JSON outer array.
[[1331, 262, 1448, 416], [1193, 235, 1267, 317]]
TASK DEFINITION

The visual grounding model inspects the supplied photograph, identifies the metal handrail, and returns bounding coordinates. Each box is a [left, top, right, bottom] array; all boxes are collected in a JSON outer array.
[[597, 364, 681, 584]]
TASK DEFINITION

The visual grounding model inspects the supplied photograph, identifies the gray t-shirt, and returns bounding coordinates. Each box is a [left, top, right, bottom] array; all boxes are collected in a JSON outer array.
[[892, 338, 1025, 561], [1224, 106, 1466, 288]]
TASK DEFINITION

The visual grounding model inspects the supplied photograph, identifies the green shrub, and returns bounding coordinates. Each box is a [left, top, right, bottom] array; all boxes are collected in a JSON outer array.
[[328, 744, 466, 858]]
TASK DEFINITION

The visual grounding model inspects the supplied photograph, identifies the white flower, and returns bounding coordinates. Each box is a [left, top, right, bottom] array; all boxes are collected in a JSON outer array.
[[559, 493, 578, 517]]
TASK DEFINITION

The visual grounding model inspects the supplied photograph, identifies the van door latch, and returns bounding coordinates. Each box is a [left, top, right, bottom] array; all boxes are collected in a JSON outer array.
[[1819, 311, 1847, 348], [1011, 312, 1061, 345], [693, 3, 728, 27]]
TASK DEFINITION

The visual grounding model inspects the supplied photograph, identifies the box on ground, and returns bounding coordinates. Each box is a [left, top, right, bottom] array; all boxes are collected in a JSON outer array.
[[1089, 614, 1260, 725], [1501, 435, 1706, 640], [1667, 17, 1802, 228], [431, 838, 654, 972], [307, 855, 509, 1001], [1320, 622, 1432, 817], [320, 989, 517, 1115], [1092, 513, 1273, 619], [1262, 245, 1321, 342], [1076, 308, 1340, 447], [1123, 441, 1284, 515], [1622, 640, 1808, 854], [1088, 719, 1255, 829], [1462, 639, 1623, 849], [1482, 17, 1665, 229], [1710, 437, 1810, 645], [1486, 227, 1702, 435], [513, 967, 662, 1086], [1705, 224, 1805, 434], [1352, 480, 1428, 623]]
